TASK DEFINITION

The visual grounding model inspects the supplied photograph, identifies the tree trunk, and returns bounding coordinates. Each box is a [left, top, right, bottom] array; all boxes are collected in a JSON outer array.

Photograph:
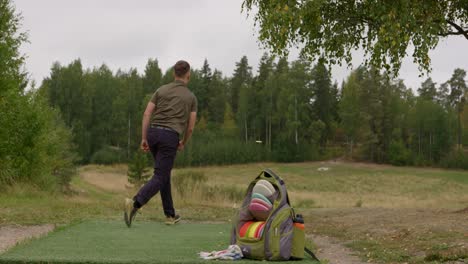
[[244, 115, 248, 142], [430, 132, 433, 160], [269, 89, 273, 150], [294, 95, 298, 145], [269, 115, 272, 151], [128, 113, 131, 159], [253, 120, 256, 141], [418, 128, 421, 157], [458, 110, 462, 149]]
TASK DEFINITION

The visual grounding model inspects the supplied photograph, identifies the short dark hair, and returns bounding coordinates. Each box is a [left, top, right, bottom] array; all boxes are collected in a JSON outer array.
[[174, 60, 190, 77]]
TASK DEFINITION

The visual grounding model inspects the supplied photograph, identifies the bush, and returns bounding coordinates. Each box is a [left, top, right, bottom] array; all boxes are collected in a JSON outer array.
[[90, 146, 126, 164], [127, 151, 151, 185], [439, 149, 468, 170], [271, 141, 320, 162], [412, 155, 432, 167], [319, 146, 344, 161], [388, 140, 412, 166]]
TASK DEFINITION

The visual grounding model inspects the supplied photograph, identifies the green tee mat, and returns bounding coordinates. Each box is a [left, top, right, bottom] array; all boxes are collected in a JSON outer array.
[[0, 221, 319, 264]]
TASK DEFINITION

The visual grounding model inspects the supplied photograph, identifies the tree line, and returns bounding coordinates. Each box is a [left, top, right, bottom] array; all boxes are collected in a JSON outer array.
[[38, 54, 468, 169]]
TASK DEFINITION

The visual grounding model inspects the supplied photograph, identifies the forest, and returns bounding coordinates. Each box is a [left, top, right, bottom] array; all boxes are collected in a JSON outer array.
[[38, 55, 468, 170]]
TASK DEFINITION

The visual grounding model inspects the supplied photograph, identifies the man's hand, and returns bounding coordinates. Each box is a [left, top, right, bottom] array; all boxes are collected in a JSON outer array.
[[177, 141, 185, 151], [141, 139, 150, 152]]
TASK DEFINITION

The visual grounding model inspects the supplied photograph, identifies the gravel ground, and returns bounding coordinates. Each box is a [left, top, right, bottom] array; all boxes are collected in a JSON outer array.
[[0, 224, 55, 253]]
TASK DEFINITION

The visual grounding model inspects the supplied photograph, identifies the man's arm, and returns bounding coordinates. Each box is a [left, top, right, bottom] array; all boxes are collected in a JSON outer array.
[[179, 112, 197, 151], [141, 101, 156, 152]]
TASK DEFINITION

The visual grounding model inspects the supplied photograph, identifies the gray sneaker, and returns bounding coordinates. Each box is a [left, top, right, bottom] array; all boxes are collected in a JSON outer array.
[[165, 214, 181, 225], [124, 198, 138, 228]]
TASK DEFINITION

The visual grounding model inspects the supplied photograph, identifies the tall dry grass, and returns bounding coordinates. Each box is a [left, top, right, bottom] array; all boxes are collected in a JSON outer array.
[[171, 171, 245, 208]]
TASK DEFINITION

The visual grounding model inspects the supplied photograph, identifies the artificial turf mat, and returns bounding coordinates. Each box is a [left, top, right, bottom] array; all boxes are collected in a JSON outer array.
[[0, 221, 318, 264]]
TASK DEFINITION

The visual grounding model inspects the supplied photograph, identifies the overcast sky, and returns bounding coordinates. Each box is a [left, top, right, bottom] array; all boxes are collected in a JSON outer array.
[[13, 0, 468, 91]]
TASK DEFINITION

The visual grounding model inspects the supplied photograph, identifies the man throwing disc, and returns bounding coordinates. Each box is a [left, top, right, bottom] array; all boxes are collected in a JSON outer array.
[[124, 60, 197, 227]]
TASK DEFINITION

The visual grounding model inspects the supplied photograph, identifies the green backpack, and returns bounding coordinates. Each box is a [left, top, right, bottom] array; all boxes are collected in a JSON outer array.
[[230, 169, 319, 262]]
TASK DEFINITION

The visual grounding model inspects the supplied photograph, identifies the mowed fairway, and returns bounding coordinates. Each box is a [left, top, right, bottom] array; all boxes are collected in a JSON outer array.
[[0, 161, 467, 263]]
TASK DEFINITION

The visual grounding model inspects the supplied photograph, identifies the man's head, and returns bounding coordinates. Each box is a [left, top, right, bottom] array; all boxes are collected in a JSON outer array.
[[174, 60, 190, 84]]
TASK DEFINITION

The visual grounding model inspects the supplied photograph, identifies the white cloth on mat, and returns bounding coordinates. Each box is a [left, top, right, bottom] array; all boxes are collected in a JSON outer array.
[[199, 245, 243, 260]]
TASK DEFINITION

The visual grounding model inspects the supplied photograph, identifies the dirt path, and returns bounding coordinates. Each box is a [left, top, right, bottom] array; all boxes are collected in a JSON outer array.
[[309, 234, 368, 264], [80, 170, 128, 192], [0, 224, 55, 253]]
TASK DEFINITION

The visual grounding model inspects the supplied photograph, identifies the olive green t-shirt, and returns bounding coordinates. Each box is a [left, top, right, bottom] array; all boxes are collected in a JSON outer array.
[[150, 80, 197, 135]]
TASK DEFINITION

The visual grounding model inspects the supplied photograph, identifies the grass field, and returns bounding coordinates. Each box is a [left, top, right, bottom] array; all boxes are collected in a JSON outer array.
[[0, 221, 318, 264], [0, 161, 467, 263]]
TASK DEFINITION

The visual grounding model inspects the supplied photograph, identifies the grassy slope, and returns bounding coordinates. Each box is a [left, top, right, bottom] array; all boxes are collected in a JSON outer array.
[[0, 221, 318, 264], [0, 161, 467, 263]]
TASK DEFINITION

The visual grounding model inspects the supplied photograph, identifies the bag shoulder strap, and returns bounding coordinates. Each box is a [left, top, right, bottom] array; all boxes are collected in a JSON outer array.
[[264, 169, 291, 205], [304, 247, 320, 263]]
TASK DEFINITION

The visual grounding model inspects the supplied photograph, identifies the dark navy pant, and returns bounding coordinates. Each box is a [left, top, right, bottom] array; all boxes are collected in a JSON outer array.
[[134, 127, 179, 217]]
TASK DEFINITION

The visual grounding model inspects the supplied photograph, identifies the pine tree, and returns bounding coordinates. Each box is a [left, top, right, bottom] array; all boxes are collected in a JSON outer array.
[[448, 68, 468, 148], [87, 64, 116, 155], [271, 57, 290, 147], [288, 59, 313, 145], [127, 151, 151, 185], [418, 78, 437, 101], [437, 82, 450, 108], [207, 70, 226, 124], [161, 68, 173, 85], [143, 58, 162, 94], [237, 83, 250, 142], [251, 53, 274, 144], [340, 68, 366, 157], [230, 56, 252, 114], [222, 103, 238, 137], [198, 59, 212, 116], [310, 60, 335, 146]]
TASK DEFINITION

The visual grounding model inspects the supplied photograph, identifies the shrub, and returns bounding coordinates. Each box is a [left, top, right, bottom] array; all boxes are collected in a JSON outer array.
[[172, 170, 244, 203], [354, 199, 363, 208], [319, 145, 344, 161], [0, 91, 77, 191], [90, 146, 125, 164], [172, 171, 207, 198], [439, 149, 468, 170], [271, 141, 320, 162], [127, 151, 151, 185], [388, 140, 412, 166]]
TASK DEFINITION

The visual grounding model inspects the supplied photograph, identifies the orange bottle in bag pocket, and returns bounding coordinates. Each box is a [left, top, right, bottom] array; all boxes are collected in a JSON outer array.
[[293, 222, 304, 230]]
